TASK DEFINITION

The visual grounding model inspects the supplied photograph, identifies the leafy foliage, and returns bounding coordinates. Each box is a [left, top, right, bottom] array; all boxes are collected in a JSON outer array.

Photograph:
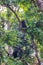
[[0, 0, 43, 65]]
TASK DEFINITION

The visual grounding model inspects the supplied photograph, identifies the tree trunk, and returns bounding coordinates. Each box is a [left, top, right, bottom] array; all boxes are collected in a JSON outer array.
[[31, 40, 41, 65]]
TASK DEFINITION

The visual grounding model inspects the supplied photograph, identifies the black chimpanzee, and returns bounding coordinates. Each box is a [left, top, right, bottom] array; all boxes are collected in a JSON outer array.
[[20, 20, 27, 32], [13, 47, 23, 58], [7, 46, 23, 59], [21, 20, 27, 28], [13, 50, 18, 58]]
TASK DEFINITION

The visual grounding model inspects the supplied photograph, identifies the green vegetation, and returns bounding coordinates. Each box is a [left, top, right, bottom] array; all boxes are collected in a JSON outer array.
[[0, 0, 43, 65]]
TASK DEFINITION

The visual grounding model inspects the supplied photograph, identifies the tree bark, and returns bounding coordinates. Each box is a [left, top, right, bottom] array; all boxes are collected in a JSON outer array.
[[31, 40, 41, 65]]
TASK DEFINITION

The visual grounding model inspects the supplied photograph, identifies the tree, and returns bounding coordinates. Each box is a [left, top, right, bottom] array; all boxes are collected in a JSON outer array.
[[0, 0, 43, 65]]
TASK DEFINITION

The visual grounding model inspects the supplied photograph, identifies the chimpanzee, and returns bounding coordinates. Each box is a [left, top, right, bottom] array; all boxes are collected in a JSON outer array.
[[21, 20, 27, 28], [20, 20, 27, 32], [8, 46, 23, 59], [13, 50, 18, 58], [12, 47, 23, 58]]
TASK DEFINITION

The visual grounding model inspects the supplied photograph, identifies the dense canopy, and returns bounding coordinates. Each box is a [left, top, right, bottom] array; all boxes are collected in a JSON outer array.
[[0, 0, 43, 65]]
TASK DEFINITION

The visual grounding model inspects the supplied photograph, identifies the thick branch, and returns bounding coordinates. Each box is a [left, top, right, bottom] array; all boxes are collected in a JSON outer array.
[[3, 4, 21, 22]]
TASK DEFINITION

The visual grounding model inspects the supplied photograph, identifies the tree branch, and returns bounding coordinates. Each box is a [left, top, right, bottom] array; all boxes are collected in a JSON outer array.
[[3, 4, 21, 22]]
